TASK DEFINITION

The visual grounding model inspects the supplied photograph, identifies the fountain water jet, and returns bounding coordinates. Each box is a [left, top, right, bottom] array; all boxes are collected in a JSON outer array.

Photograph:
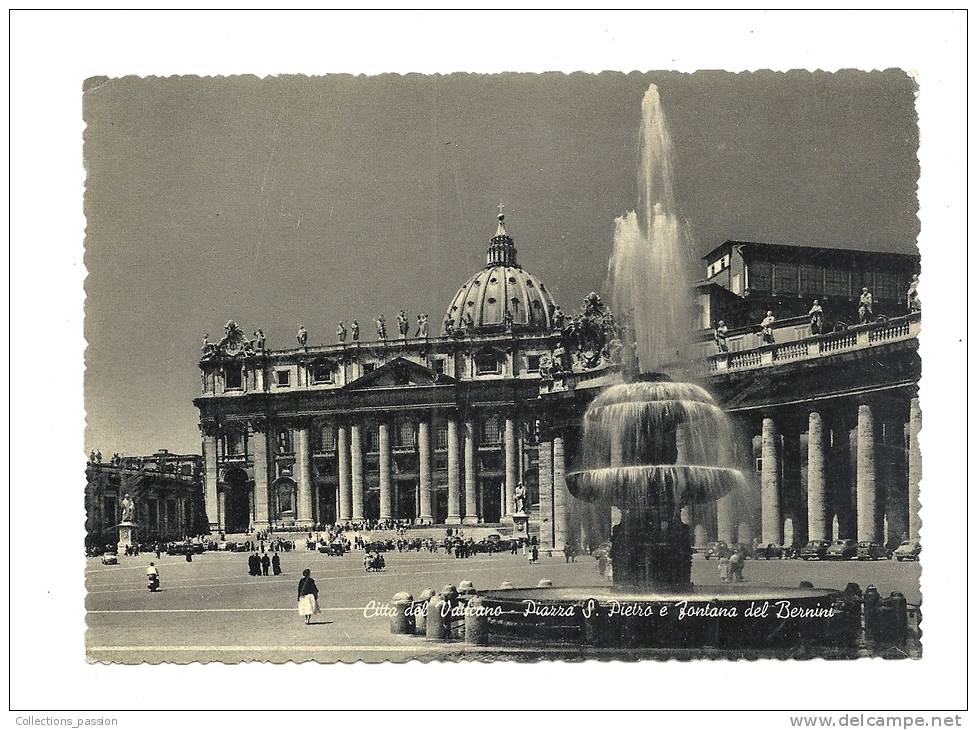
[[472, 84, 848, 650]]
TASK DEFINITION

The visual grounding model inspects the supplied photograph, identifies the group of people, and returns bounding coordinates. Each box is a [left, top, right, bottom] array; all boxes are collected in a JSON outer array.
[[717, 549, 747, 583], [714, 277, 921, 354], [247, 551, 282, 576]]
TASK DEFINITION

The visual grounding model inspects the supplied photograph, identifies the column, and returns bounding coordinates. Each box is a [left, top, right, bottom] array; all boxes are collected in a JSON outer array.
[[462, 418, 479, 525], [676, 424, 692, 526], [807, 410, 827, 542], [218, 490, 227, 532], [418, 419, 434, 524], [552, 433, 568, 551], [350, 423, 365, 520], [203, 432, 219, 532], [378, 421, 393, 521], [908, 397, 922, 542], [252, 425, 270, 529], [295, 425, 314, 527], [856, 403, 879, 542], [503, 415, 518, 519], [538, 438, 554, 549], [761, 416, 783, 545], [782, 421, 802, 547], [337, 423, 352, 521], [446, 416, 462, 524], [715, 423, 737, 545]]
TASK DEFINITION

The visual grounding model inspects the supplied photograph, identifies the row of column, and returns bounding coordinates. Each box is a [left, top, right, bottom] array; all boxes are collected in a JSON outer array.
[[204, 413, 526, 530], [725, 396, 921, 547], [333, 414, 521, 525]]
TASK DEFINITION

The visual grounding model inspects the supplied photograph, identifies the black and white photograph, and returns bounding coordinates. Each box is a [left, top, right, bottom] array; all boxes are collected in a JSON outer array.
[[8, 8, 968, 719]]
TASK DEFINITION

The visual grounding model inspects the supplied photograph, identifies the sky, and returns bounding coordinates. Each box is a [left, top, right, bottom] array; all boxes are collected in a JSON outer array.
[[83, 70, 919, 456]]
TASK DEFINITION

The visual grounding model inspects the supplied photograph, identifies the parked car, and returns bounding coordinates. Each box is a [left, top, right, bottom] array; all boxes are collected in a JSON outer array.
[[826, 539, 858, 560], [798, 540, 831, 560], [893, 540, 921, 561], [754, 543, 786, 560], [318, 542, 345, 556], [704, 541, 729, 560], [101, 552, 118, 565], [856, 541, 889, 560]]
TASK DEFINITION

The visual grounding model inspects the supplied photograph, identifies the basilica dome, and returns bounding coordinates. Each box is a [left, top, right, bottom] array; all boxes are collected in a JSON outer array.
[[443, 212, 559, 334]]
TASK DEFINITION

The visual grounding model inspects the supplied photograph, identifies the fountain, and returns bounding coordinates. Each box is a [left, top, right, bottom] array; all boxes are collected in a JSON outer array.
[[471, 84, 853, 652]]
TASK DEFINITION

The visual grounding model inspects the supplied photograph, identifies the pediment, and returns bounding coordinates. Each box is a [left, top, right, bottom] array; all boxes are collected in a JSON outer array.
[[346, 357, 456, 389]]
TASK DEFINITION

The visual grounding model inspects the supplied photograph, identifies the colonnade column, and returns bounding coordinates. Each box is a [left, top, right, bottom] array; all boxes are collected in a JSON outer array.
[[378, 421, 393, 521], [761, 416, 783, 545], [503, 415, 518, 519], [463, 418, 479, 525], [676, 424, 693, 527], [295, 425, 314, 527], [552, 433, 568, 551], [418, 419, 434, 524], [202, 430, 219, 532], [538, 437, 554, 549], [715, 422, 737, 545], [350, 423, 365, 521], [252, 424, 270, 529], [856, 403, 879, 543], [337, 423, 352, 522], [908, 397, 922, 542], [807, 410, 827, 542], [446, 416, 462, 524]]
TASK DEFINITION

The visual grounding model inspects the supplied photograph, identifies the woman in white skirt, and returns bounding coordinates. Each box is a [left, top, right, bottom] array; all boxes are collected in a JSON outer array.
[[297, 568, 320, 624]]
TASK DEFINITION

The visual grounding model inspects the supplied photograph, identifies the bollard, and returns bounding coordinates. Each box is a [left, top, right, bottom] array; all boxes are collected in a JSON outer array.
[[415, 588, 436, 635], [464, 596, 490, 645], [441, 584, 459, 611], [389, 591, 415, 635], [537, 578, 553, 588], [580, 598, 604, 646], [499, 580, 514, 589], [863, 585, 882, 642], [425, 594, 449, 640], [458, 579, 476, 595]]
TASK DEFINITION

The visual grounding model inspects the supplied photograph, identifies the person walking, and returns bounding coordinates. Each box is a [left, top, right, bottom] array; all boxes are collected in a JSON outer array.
[[718, 553, 731, 583], [248, 552, 259, 576], [729, 549, 744, 582], [261, 552, 271, 576], [297, 569, 320, 625], [272, 552, 282, 575]]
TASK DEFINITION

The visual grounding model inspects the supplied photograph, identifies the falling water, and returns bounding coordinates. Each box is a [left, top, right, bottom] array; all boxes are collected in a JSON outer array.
[[565, 84, 747, 590], [606, 84, 697, 372]]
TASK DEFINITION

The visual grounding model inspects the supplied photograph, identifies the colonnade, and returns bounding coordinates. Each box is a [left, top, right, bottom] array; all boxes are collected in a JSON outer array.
[[711, 395, 921, 548]]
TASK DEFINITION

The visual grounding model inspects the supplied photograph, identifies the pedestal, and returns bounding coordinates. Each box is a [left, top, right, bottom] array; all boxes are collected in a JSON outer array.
[[117, 522, 137, 553], [511, 511, 529, 535]]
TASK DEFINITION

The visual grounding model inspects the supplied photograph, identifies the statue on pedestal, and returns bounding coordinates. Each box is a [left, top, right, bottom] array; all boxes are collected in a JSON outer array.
[[296, 324, 308, 348], [121, 493, 135, 523], [351, 320, 360, 342], [336, 321, 347, 343], [415, 313, 429, 338], [514, 483, 527, 514], [397, 310, 409, 338], [375, 315, 387, 341]]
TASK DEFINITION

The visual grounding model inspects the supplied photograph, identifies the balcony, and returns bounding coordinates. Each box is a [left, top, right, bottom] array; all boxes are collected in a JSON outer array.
[[699, 312, 920, 375]]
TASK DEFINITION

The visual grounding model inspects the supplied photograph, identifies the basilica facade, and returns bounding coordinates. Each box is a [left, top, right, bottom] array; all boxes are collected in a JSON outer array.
[[193, 213, 623, 546]]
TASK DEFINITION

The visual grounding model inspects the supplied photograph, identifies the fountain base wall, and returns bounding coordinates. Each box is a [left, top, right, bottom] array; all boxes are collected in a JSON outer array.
[[477, 585, 855, 650]]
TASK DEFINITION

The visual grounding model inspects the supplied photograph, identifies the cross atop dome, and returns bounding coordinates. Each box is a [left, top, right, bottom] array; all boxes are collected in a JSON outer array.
[[487, 204, 516, 266], [496, 202, 507, 237]]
